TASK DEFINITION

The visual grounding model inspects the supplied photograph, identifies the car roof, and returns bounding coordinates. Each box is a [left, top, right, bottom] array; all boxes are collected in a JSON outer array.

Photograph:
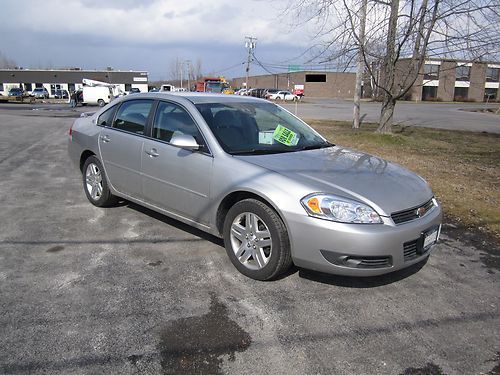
[[124, 92, 267, 105]]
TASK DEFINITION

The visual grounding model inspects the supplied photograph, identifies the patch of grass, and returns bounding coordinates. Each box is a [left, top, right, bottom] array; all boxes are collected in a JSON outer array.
[[308, 120, 500, 241]]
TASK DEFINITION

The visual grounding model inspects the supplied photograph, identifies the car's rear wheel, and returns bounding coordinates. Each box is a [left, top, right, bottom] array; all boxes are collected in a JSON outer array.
[[223, 199, 292, 280], [82, 156, 117, 207], [98, 99, 105, 107]]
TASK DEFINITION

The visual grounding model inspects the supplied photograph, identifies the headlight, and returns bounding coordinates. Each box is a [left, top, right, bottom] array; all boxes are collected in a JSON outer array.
[[301, 194, 382, 224]]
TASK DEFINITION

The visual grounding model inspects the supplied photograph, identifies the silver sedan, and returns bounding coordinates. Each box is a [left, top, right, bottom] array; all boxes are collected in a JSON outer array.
[[68, 93, 442, 280]]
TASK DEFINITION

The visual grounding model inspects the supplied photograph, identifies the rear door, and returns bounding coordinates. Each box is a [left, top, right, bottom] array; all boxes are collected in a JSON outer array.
[[98, 99, 154, 198], [141, 100, 213, 224]]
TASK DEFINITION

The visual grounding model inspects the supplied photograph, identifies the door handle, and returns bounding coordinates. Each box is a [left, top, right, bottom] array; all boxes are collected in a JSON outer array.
[[99, 134, 110, 143], [145, 148, 159, 157]]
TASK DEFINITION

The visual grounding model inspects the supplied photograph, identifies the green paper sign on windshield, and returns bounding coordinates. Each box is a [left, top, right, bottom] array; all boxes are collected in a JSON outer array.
[[273, 125, 299, 146]]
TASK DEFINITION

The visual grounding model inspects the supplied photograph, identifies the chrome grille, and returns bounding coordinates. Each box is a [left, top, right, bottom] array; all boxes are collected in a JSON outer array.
[[391, 199, 434, 225], [343, 256, 392, 269], [356, 257, 392, 269]]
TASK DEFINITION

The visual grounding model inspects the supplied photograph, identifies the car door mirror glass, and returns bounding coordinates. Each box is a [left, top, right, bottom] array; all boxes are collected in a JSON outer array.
[[170, 134, 199, 151]]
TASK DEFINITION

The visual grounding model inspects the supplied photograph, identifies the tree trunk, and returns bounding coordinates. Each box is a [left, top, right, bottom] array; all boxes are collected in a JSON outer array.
[[353, 0, 367, 129], [376, 0, 399, 133], [377, 96, 396, 133]]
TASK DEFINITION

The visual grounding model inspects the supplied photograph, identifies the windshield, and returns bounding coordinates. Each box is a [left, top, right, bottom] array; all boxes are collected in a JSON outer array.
[[206, 82, 222, 93], [195, 101, 332, 155]]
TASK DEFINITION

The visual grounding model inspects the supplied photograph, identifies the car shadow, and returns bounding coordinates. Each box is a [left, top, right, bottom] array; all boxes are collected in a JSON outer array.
[[297, 257, 429, 288], [121, 200, 224, 247]]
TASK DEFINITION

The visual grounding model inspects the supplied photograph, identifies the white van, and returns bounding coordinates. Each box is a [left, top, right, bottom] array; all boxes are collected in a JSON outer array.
[[81, 86, 112, 107]]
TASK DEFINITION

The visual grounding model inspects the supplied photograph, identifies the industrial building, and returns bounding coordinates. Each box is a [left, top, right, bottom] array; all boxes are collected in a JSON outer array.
[[0, 68, 149, 97], [395, 58, 499, 102], [233, 59, 499, 102], [231, 71, 356, 99]]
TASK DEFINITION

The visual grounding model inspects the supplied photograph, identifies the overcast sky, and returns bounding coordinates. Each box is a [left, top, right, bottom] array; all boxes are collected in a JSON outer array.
[[0, 0, 321, 80]]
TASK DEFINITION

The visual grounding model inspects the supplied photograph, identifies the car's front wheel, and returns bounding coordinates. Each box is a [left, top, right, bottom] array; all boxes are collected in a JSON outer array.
[[82, 156, 117, 207], [223, 199, 292, 280], [98, 99, 105, 107]]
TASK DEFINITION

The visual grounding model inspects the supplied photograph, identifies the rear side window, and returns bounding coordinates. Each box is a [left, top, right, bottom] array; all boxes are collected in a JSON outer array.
[[113, 99, 153, 134], [97, 106, 116, 127]]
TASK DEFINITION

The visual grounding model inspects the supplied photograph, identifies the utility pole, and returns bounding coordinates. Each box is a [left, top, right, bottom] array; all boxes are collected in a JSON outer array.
[[186, 60, 191, 91], [180, 60, 183, 89], [244, 36, 257, 89]]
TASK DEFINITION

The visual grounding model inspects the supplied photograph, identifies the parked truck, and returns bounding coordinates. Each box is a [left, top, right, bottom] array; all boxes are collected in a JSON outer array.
[[80, 86, 113, 107], [195, 77, 233, 94], [77, 78, 126, 106]]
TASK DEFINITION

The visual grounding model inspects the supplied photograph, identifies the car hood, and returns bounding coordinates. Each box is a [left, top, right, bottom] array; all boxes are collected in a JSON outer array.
[[237, 146, 433, 216]]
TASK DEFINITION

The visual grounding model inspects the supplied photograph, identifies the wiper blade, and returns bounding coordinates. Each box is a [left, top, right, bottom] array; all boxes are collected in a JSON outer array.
[[298, 142, 334, 151], [230, 149, 292, 155]]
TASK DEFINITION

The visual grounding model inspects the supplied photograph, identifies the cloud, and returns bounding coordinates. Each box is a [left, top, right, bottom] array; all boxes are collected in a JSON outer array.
[[79, 0, 160, 9], [0, 0, 311, 46], [0, 0, 319, 79]]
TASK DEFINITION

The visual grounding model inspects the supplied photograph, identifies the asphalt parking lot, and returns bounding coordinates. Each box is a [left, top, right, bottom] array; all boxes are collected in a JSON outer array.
[[0, 103, 498, 374]]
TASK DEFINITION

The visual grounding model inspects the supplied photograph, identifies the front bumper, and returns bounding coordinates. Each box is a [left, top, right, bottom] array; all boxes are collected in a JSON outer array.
[[286, 204, 442, 276]]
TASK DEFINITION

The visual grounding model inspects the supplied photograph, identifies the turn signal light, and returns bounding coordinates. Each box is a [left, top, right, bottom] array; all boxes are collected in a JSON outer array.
[[306, 197, 321, 214]]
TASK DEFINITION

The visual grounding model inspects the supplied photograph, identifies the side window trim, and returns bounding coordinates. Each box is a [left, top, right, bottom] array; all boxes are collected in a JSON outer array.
[[144, 100, 159, 138]]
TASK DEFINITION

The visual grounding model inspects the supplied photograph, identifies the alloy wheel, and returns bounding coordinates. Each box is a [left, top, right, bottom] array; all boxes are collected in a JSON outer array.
[[230, 212, 273, 270], [85, 163, 103, 201]]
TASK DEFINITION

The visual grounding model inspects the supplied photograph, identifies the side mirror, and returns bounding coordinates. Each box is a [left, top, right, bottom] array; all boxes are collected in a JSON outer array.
[[170, 134, 200, 151]]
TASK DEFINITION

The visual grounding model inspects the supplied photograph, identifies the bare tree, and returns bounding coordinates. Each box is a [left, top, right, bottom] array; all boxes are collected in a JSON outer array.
[[289, 0, 499, 133], [167, 57, 183, 81], [353, 0, 367, 129], [168, 57, 204, 89], [0, 51, 17, 69], [190, 58, 203, 81]]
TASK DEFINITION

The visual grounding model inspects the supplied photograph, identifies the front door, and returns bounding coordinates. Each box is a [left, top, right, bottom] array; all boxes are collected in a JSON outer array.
[[141, 101, 213, 224]]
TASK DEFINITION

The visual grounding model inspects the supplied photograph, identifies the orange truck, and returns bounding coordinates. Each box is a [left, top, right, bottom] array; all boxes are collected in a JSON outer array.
[[195, 77, 233, 94]]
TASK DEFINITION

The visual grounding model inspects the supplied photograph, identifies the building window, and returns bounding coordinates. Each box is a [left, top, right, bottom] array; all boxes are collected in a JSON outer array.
[[0, 83, 3, 91], [454, 87, 468, 101], [423, 64, 439, 80], [125, 83, 132, 91], [68, 83, 75, 92], [35, 83, 43, 88], [305, 74, 326, 82], [456, 66, 470, 81], [486, 67, 499, 82], [484, 88, 497, 101], [422, 86, 438, 101], [24, 83, 32, 91]]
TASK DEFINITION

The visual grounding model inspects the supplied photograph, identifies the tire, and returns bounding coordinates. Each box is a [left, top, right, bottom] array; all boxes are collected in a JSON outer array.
[[223, 198, 292, 281], [97, 99, 105, 107], [82, 155, 117, 207]]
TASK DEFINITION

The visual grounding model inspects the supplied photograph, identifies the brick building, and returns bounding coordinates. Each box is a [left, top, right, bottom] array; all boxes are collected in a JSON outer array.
[[396, 59, 499, 102], [231, 71, 356, 99]]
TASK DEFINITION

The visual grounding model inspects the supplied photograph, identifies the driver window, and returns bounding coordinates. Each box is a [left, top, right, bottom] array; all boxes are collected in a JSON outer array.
[[153, 102, 205, 148]]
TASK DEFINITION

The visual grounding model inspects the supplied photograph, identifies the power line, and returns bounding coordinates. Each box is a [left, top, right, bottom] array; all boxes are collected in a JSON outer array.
[[212, 61, 246, 75]]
